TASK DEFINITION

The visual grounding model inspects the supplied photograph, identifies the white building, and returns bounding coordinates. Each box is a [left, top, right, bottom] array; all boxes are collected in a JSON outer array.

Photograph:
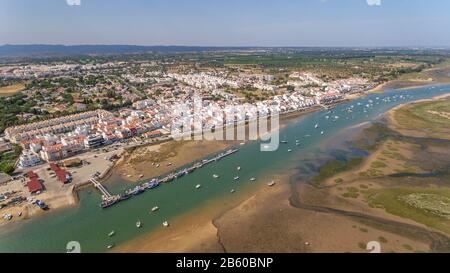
[[18, 151, 42, 168]]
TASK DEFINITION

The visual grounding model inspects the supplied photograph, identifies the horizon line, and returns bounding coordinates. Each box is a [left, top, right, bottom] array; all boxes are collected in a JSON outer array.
[[2, 44, 450, 49]]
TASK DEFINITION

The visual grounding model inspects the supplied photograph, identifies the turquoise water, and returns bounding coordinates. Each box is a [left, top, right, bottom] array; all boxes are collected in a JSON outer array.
[[0, 85, 449, 253]]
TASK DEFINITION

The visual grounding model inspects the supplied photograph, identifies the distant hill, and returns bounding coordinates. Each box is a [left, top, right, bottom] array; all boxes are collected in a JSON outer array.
[[0, 44, 259, 58]]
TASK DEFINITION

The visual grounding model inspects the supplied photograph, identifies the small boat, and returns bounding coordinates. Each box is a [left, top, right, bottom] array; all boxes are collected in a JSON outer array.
[[163, 221, 169, 227], [314, 124, 319, 129], [18, 212, 22, 217], [280, 140, 288, 144], [250, 177, 256, 181], [230, 189, 236, 194], [139, 174, 144, 178], [320, 131, 324, 135], [136, 221, 142, 228], [35, 200, 48, 210], [268, 181, 276, 187], [196, 184, 202, 189], [213, 174, 219, 179], [108, 231, 115, 237], [156, 164, 160, 168], [234, 176, 240, 181], [237, 166, 241, 171], [151, 206, 159, 212], [296, 143, 300, 146], [288, 149, 292, 152], [107, 244, 115, 249]]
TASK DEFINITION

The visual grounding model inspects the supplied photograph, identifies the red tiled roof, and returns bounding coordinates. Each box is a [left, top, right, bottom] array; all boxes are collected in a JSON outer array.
[[27, 171, 38, 179], [27, 178, 43, 193], [50, 163, 70, 184]]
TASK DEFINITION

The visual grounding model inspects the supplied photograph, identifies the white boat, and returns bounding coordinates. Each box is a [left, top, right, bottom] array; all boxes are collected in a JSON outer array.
[[296, 143, 300, 146], [320, 131, 324, 135], [151, 206, 159, 212], [250, 177, 256, 181], [314, 124, 319, 129], [288, 149, 292, 152], [196, 184, 202, 189], [107, 244, 115, 249], [237, 166, 241, 171], [268, 181, 276, 187], [163, 221, 169, 227], [213, 174, 219, 178], [234, 176, 240, 181], [136, 221, 142, 228], [230, 189, 236, 194], [108, 231, 115, 237], [18, 212, 22, 217], [139, 174, 144, 178]]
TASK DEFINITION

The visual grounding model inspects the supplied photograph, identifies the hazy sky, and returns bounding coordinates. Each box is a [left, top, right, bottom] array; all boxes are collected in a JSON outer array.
[[1, 0, 450, 47]]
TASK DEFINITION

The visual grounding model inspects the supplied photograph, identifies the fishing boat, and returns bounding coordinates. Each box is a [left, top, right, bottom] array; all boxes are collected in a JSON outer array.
[[196, 184, 202, 189], [136, 221, 142, 228], [250, 177, 256, 181], [151, 206, 159, 212], [213, 174, 219, 178], [234, 176, 240, 181], [268, 181, 276, 187], [107, 244, 115, 249], [288, 149, 292, 152], [148, 180, 160, 189], [314, 123, 319, 129], [108, 231, 115, 237], [237, 166, 241, 171], [230, 189, 236, 194], [35, 200, 49, 210], [163, 221, 169, 227]]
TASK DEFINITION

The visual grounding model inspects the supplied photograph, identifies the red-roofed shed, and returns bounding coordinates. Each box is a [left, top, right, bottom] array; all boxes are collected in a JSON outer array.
[[27, 178, 43, 193]]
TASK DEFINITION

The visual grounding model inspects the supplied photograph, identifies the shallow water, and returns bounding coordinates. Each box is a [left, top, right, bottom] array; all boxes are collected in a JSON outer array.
[[0, 85, 449, 253]]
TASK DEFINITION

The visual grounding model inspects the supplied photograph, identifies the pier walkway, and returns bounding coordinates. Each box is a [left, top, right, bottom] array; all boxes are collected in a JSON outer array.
[[89, 178, 112, 198]]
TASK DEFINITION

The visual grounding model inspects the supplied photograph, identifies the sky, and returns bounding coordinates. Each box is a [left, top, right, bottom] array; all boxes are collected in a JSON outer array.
[[0, 0, 450, 47]]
